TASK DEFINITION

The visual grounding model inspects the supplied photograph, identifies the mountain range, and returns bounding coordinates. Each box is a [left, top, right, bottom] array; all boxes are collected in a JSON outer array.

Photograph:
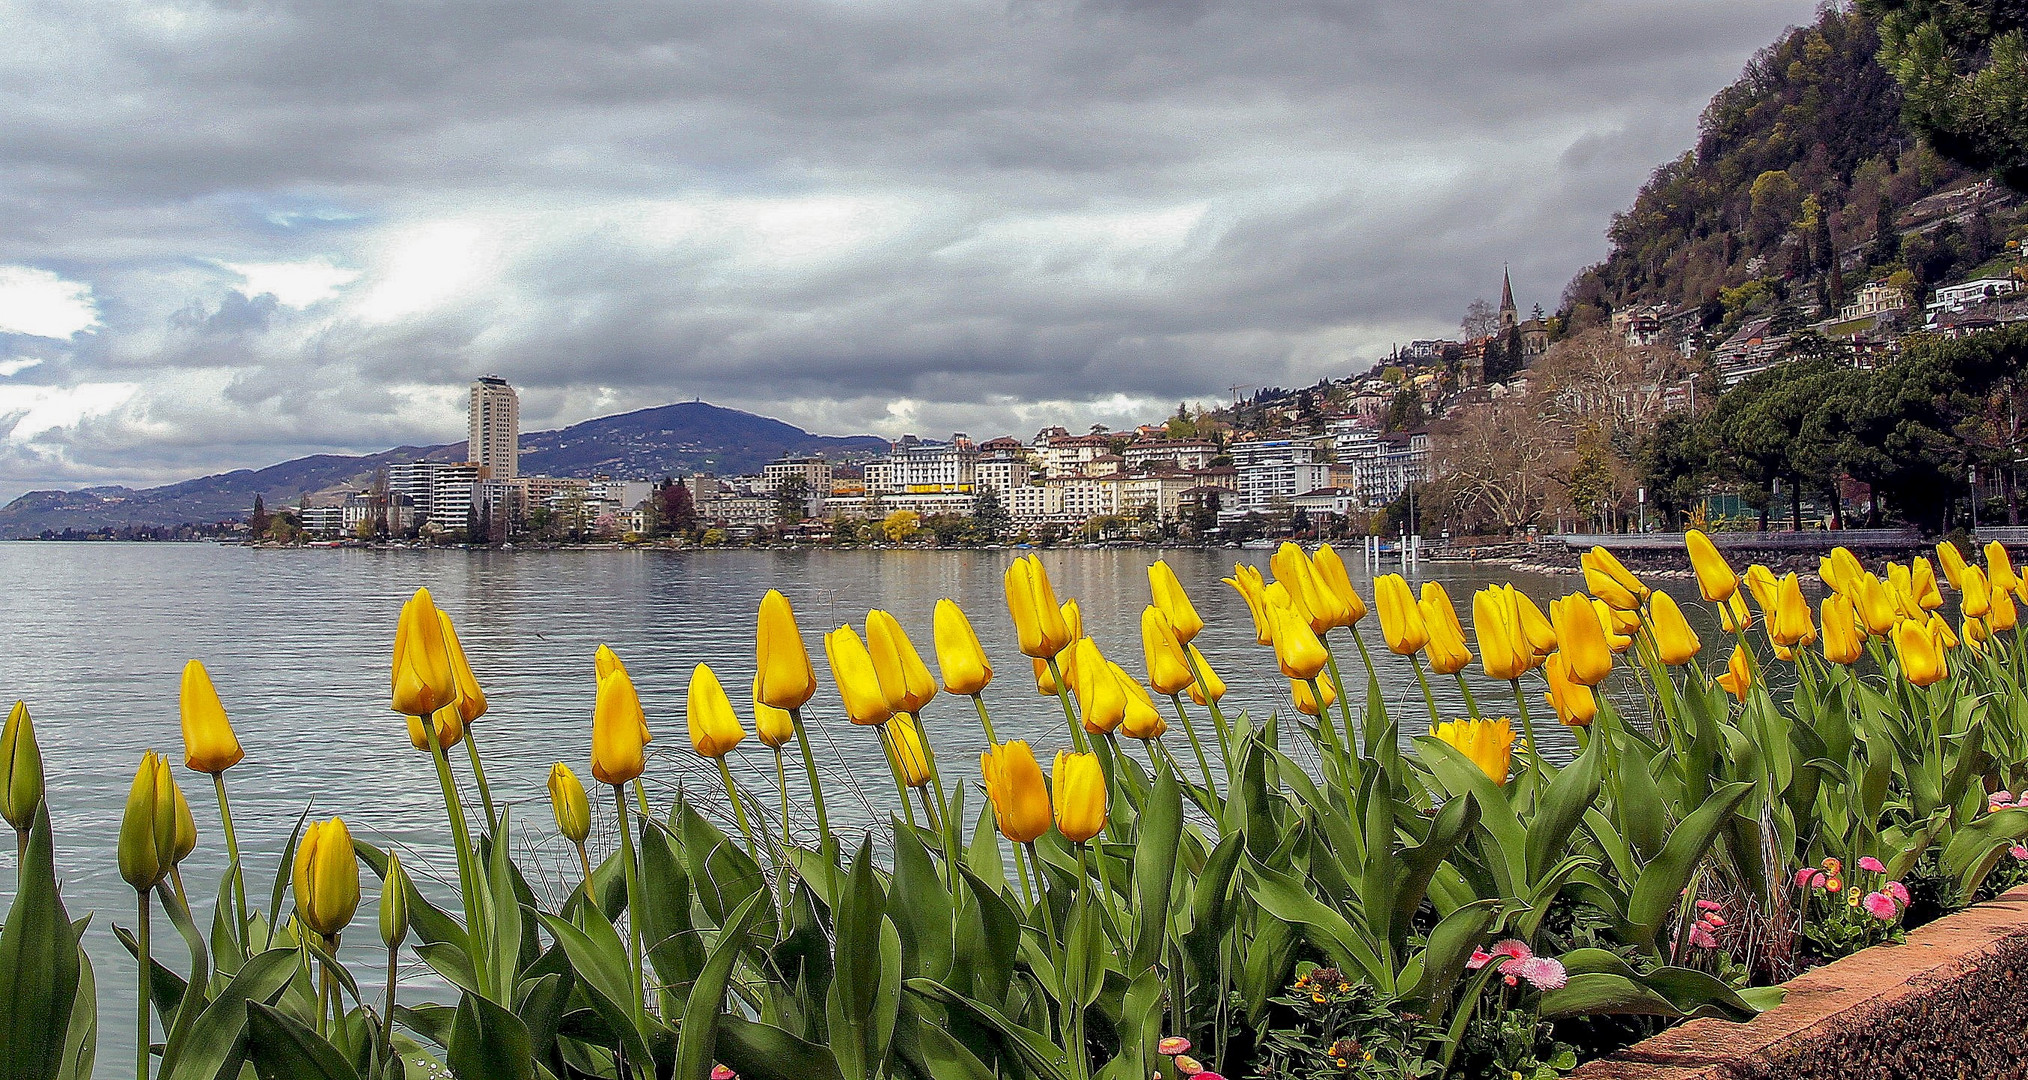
[[0, 401, 889, 538]]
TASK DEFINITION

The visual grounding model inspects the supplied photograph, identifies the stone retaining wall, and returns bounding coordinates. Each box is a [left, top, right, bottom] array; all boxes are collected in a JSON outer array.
[[1571, 885, 2028, 1080]]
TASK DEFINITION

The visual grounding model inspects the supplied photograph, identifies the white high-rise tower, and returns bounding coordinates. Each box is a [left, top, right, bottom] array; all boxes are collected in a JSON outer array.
[[468, 375, 520, 479]]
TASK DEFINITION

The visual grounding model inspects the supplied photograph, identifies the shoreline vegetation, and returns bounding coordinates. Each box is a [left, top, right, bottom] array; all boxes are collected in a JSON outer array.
[[7, 535, 2028, 1079]]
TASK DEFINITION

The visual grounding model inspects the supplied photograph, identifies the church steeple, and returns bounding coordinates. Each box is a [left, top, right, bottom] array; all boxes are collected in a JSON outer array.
[[1498, 264, 1518, 330]]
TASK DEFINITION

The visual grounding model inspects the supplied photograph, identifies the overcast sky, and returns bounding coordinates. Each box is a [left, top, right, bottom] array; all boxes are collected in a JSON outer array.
[[0, 0, 1823, 498]]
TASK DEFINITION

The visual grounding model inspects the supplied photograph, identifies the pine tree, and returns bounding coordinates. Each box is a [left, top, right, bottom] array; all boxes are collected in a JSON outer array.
[[248, 494, 269, 540]]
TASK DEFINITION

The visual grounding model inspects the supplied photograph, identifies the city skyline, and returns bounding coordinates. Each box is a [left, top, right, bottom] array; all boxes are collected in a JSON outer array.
[[0, 1, 1822, 503]]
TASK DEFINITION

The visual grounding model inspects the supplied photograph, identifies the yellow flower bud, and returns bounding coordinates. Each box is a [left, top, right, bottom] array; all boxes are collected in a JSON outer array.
[[1119, 672, 1167, 739], [380, 852, 412, 950], [685, 663, 747, 759], [1770, 573, 1816, 648], [1513, 587, 1557, 657], [1744, 564, 1779, 621], [1991, 587, 2018, 633], [1273, 542, 1350, 632], [932, 598, 993, 696], [547, 763, 591, 844], [1894, 618, 1947, 687], [1984, 541, 2019, 596], [2, 701, 44, 835], [1267, 591, 1331, 680], [1373, 574, 1429, 657], [591, 668, 648, 785], [866, 609, 938, 715], [1222, 564, 1274, 645], [1432, 717, 1514, 785], [1473, 586, 1530, 681], [982, 740, 1051, 844], [824, 625, 894, 726], [1185, 644, 1226, 706], [1542, 653, 1595, 727], [1311, 544, 1368, 625], [1419, 581, 1473, 675], [1685, 529, 1737, 602], [1936, 540, 1969, 590], [1004, 556, 1072, 659], [885, 713, 933, 789], [390, 588, 457, 719], [117, 751, 175, 891], [162, 755, 196, 866], [1720, 591, 1754, 634], [1031, 657, 1060, 696], [1928, 611, 1959, 650], [1141, 606, 1195, 697], [1961, 565, 1992, 619], [406, 704, 465, 753], [596, 643, 628, 682], [1051, 751, 1107, 843], [1070, 638, 1126, 734], [1291, 676, 1337, 718], [1550, 594, 1613, 686], [1912, 557, 1944, 611], [438, 611, 488, 725], [178, 660, 245, 774], [756, 589, 819, 711], [1647, 591, 1701, 666], [1148, 560, 1205, 642], [752, 676, 797, 749], [294, 817, 360, 939], [1854, 573, 1898, 637], [1716, 644, 1752, 698], [1583, 547, 1646, 610]]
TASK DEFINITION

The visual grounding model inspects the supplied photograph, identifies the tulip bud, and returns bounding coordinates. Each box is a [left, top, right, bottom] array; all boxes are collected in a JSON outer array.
[[1222, 564, 1274, 645], [1549, 595, 1613, 686], [1185, 645, 1225, 706], [1004, 556, 1072, 660], [1, 701, 44, 836], [1070, 639, 1127, 734], [1119, 673, 1167, 739], [1273, 543, 1350, 632], [1961, 565, 1992, 619], [162, 755, 197, 866], [1148, 560, 1206, 642], [1290, 676, 1337, 718], [1715, 644, 1752, 698], [117, 751, 175, 892], [1141, 607, 1195, 696], [752, 676, 798, 749], [1311, 544, 1369, 625], [686, 663, 747, 759], [1936, 540, 1969, 590], [1473, 586, 1530, 681], [1894, 619, 1947, 687], [1912, 557, 1944, 611], [595, 643, 629, 682], [1512, 587, 1557, 657], [866, 610, 938, 715], [1372, 574, 1429, 657], [1051, 751, 1107, 843], [1266, 592, 1331, 680], [1985, 541, 2019, 596], [591, 668, 648, 785], [1419, 581, 1473, 675], [1928, 611, 1959, 650], [1432, 717, 1514, 786], [390, 588, 457, 718], [1582, 548, 1645, 610], [1542, 653, 1595, 727], [932, 598, 994, 696], [407, 703, 465, 752], [1645, 591, 1700, 665], [1685, 530, 1737, 602], [178, 660, 245, 774], [548, 763, 592, 844], [1743, 564, 1780, 621], [1854, 573, 1898, 637], [885, 713, 933, 788], [1819, 594, 1863, 665], [380, 852, 412, 950], [1770, 573, 1816, 648], [756, 590, 818, 710], [1991, 587, 2018, 633], [824, 625, 894, 726], [294, 817, 361, 939], [438, 611, 489, 724], [982, 740, 1051, 844], [1030, 657, 1059, 696]]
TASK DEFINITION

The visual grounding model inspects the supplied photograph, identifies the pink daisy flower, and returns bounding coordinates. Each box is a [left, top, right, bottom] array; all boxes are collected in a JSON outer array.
[[2012, 845, 2028, 862], [1862, 892, 1898, 921], [1513, 956, 1569, 991], [1795, 867, 1824, 888], [1688, 923, 1719, 949], [1858, 856, 1886, 873], [711, 1068, 736, 1080], [1157, 1037, 1191, 1056], [1695, 899, 1723, 912], [1466, 948, 1494, 971], [1886, 881, 1911, 904]]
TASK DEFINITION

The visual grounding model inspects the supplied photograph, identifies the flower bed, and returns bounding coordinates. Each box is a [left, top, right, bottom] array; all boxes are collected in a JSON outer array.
[[1570, 884, 2028, 1079]]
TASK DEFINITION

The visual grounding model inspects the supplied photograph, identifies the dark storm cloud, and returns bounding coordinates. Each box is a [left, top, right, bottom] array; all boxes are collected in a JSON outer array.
[[0, 0, 1821, 495]]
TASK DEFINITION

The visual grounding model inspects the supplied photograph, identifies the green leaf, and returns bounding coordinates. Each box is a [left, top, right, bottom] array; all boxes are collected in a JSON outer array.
[[1128, 761, 1182, 973], [1536, 973, 1683, 1019], [676, 893, 768, 1080], [448, 990, 535, 1080], [57, 937, 96, 1080], [1416, 736, 1527, 897], [160, 949, 298, 1080], [1393, 791, 1478, 957], [637, 820, 706, 993], [1626, 781, 1753, 950], [244, 1001, 361, 1080], [825, 835, 892, 1079], [1527, 724, 1603, 880], [716, 1014, 847, 1080], [0, 806, 80, 1080], [1243, 857, 1390, 991], [953, 865, 1019, 1005], [887, 822, 954, 982], [532, 907, 652, 1064], [903, 978, 1070, 1080], [1408, 899, 1497, 1018]]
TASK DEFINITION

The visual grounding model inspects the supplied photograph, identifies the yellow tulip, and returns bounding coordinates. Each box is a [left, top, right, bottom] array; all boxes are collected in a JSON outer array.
[[982, 740, 1051, 843], [1854, 573, 1899, 637], [1473, 586, 1530, 681], [1031, 657, 1060, 695], [1894, 619, 1947, 687], [685, 663, 747, 759], [1720, 591, 1754, 633], [178, 659, 245, 774], [1311, 544, 1369, 625], [1992, 587, 2018, 633], [1432, 717, 1515, 785], [1274, 542, 1350, 632], [1141, 606, 1196, 696], [824, 626, 894, 726], [1549, 594, 1612, 686], [1715, 644, 1752, 698], [1648, 591, 1701, 666], [1266, 592, 1331, 680], [117, 751, 178, 891], [547, 763, 591, 844], [1514, 588, 1557, 656], [1223, 564, 1274, 645], [866, 609, 938, 715], [1912, 557, 1944, 611], [391, 588, 457, 718], [1051, 751, 1107, 843], [591, 668, 648, 785], [1592, 598, 1635, 654], [1542, 653, 1596, 727], [1985, 541, 2019, 595], [159, 755, 196, 866], [1, 701, 41, 835], [1821, 595, 1863, 665], [1744, 564, 1779, 621], [885, 713, 933, 789], [380, 853, 411, 950], [932, 598, 993, 696], [1291, 677, 1337, 718], [1960, 565, 1992, 619], [406, 704, 465, 752], [1148, 560, 1206, 642], [294, 817, 360, 939], [438, 611, 488, 724], [752, 676, 798, 748], [1965, 616, 1991, 647], [1373, 574, 1429, 656], [1119, 673, 1168, 739], [1770, 573, 1816, 648], [1420, 581, 1473, 675], [1185, 644, 1226, 706], [1928, 611, 1959, 650], [1886, 562, 1916, 616], [756, 590, 818, 710], [595, 643, 628, 682], [1684, 530, 1737, 602], [1583, 547, 1646, 610], [1936, 540, 1969, 590], [1005, 556, 1073, 659], [1070, 638, 1127, 734]]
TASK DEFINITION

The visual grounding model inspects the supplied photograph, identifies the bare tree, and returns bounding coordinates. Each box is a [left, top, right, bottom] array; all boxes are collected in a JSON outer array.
[[1460, 298, 1500, 341], [1431, 395, 1566, 534]]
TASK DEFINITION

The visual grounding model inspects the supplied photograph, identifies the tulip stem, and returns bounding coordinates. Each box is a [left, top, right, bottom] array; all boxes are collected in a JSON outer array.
[[1410, 656, 1442, 728], [774, 750, 793, 925], [1182, 648, 1232, 765], [1010, 839, 1034, 907], [463, 728, 500, 835], [420, 715, 488, 993], [1352, 632, 1386, 760], [1509, 678, 1541, 765], [632, 778, 651, 818], [212, 773, 250, 956], [788, 708, 831, 850], [612, 785, 647, 1036], [1167, 695, 1217, 794], [1454, 672, 1482, 721], [1072, 843, 1094, 1080], [876, 725, 920, 828], [1303, 678, 1344, 758], [909, 711, 954, 841], [1322, 640, 1360, 752], [380, 944, 400, 1074], [136, 889, 151, 1080], [1045, 656, 1091, 754], [714, 756, 762, 863], [970, 692, 998, 743], [574, 840, 594, 897], [1024, 840, 1057, 958]]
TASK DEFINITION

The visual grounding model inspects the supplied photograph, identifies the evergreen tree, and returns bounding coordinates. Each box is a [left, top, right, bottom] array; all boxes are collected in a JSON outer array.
[[248, 494, 269, 540]]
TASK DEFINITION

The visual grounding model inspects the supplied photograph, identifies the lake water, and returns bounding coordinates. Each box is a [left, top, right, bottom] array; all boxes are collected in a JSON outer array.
[[0, 542, 1583, 1074]]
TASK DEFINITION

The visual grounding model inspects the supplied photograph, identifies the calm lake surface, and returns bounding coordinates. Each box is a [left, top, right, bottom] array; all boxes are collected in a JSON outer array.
[[0, 542, 1585, 1074]]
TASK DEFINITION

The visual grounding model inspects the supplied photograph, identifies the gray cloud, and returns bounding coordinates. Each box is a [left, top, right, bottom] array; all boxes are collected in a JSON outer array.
[[0, 0, 1821, 497]]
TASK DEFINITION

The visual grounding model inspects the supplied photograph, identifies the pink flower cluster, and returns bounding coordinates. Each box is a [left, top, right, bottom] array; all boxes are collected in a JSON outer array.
[[1465, 939, 1567, 990], [1796, 855, 1908, 922], [2010, 844, 2028, 861], [1988, 790, 2023, 813], [1158, 1036, 1227, 1079]]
